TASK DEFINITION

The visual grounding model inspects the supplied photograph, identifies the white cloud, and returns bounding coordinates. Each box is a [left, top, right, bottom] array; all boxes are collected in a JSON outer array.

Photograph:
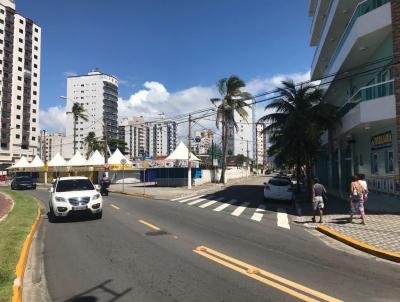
[[40, 106, 66, 133]]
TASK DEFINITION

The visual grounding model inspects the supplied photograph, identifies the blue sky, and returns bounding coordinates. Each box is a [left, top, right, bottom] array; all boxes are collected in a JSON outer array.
[[17, 0, 314, 132]]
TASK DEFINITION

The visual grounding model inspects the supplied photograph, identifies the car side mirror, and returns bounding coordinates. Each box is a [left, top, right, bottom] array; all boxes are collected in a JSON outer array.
[[48, 187, 54, 193], [94, 184, 100, 191]]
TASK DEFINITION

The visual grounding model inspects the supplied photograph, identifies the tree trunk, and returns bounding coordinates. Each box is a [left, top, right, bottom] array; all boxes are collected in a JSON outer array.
[[73, 117, 77, 155], [305, 159, 313, 203], [220, 118, 228, 184], [296, 158, 301, 193]]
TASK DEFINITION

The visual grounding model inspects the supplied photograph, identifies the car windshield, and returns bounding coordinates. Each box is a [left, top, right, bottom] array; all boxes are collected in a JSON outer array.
[[269, 178, 291, 186], [16, 176, 31, 181], [56, 179, 94, 192]]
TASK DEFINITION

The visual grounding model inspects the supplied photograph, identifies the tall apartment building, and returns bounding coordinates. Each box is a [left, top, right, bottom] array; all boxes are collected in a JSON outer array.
[[118, 117, 178, 159], [191, 130, 211, 156], [0, 0, 41, 168], [38, 132, 64, 162], [309, 0, 400, 197], [64, 70, 118, 159], [255, 123, 265, 166], [226, 102, 254, 159]]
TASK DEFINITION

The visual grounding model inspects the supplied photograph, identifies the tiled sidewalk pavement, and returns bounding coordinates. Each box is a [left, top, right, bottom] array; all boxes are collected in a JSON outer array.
[[304, 214, 400, 254], [0, 192, 13, 221]]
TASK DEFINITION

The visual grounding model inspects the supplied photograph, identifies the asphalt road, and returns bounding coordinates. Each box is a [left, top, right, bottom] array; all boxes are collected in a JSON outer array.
[[27, 181, 400, 302]]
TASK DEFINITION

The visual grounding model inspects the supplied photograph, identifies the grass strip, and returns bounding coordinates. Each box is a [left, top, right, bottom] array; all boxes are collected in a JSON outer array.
[[0, 189, 38, 302]]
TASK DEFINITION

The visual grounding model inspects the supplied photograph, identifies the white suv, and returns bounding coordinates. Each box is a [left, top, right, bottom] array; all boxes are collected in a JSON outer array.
[[49, 176, 103, 220]]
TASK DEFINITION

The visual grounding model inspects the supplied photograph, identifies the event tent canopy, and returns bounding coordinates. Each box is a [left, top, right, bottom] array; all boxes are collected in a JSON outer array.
[[67, 151, 87, 166], [166, 141, 200, 161], [48, 153, 67, 167], [8, 156, 30, 169], [108, 148, 132, 165], [29, 155, 44, 168], [87, 150, 105, 166]]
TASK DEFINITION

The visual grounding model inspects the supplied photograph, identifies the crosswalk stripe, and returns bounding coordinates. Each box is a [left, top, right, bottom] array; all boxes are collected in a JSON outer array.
[[188, 198, 207, 206], [171, 194, 198, 201], [277, 208, 290, 229], [231, 202, 250, 216], [251, 204, 267, 222], [213, 199, 237, 212], [178, 195, 203, 203], [199, 197, 222, 208]]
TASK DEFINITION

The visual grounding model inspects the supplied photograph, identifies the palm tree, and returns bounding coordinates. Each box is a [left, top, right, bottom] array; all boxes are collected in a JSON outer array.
[[84, 131, 102, 158], [71, 103, 89, 155], [211, 76, 252, 183], [260, 79, 339, 199]]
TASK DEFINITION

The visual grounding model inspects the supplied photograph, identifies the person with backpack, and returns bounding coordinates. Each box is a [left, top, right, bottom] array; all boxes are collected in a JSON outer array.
[[312, 178, 327, 223], [349, 175, 366, 225], [100, 173, 111, 196]]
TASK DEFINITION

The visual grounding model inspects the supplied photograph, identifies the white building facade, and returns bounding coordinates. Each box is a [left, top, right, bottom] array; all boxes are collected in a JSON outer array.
[[118, 117, 178, 159], [38, 132, 64, 162], [309, 0, 400, 197], [0, 0, 41, 167], [255, 123, 265, 166], [191, 130, 211, 156], [64, 70, 118, 159]]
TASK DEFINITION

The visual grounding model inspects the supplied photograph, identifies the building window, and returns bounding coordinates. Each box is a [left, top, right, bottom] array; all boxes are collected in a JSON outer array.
[[33, 100, 36, 104], [16, 134, 20, 139], [18, 47, 22, 52], [34, 46, 38, 50], [32, 118, 36, 122], [32, 127, 36, 131], [371, 153, 378, 174], [32, 136, 35, 141], [34, 55, 37, 59], [17, 76, 22, 81], [34, 28, 38, 33], [18, 38, 23, 43], [17, 86, 21, 90], [18, 57, 22, 62], [16, 124, 20, 129], [16, 115, 20, 119], [19, 19, 23, 24], [17, 95, 21, 100], [32, 109, 36, 113], [18, 67, 22, 71], [19, 29, 23, 34], [17, 105, 21, 109], [385, 150, 394, 173]]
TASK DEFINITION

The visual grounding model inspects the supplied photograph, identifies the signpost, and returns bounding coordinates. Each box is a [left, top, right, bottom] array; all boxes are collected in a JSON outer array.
[[120, 158, 127, 193]]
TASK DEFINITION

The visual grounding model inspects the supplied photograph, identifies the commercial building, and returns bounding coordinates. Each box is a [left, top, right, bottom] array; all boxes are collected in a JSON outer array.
[[0, 0, 41, 168], [38, 132, 64, 162], [309, 0, 400, 197], [226, 101, 254, 159], [64, 69, 118, 159], [118, 116, 178, 159]]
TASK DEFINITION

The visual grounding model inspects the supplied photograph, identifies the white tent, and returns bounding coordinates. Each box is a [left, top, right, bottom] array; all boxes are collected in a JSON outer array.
[[108, 148, 132, 165], [8, 156, 30, 169], [67, 151, 88, 166], [48, 153, 67, 167], [87, 150, 105, 166], [166, 141, 200, 161], [29, 155, 44, 168]]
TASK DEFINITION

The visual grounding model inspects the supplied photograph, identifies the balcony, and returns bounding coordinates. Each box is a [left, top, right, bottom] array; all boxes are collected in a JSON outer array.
[[324, 0, 391, 77], [338, 80, 395, 134]]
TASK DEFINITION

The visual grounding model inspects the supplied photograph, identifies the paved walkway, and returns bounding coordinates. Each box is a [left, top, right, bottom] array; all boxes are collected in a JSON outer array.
[[297, 194, 400, 254], [0, 192, 13, 221]]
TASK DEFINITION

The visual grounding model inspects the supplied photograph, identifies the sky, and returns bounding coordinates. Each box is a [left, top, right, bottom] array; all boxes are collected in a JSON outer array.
[[16, 0, 314, 136]]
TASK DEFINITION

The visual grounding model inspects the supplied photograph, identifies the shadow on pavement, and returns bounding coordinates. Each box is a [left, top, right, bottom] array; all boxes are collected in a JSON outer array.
[[63, 279, 132, 302], [46, 211, 100, 224]]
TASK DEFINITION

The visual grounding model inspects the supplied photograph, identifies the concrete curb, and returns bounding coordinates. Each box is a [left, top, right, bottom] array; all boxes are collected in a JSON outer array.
[[12, 204, 42, 302], [317, 225, 400, 263], [108, 190, 154, 199]]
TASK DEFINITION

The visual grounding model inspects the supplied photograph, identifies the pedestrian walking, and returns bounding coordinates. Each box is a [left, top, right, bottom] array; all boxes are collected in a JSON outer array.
[[312, 178, 326, 223], [349, 175, 366, 225], [357, 173, 368, 203]]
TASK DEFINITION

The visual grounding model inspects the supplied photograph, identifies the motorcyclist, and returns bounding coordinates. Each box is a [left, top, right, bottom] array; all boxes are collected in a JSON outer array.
[[100, 173, 110, 196]]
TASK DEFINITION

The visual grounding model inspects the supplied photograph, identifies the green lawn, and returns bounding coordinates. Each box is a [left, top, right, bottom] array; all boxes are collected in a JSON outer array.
[[0, 189, 38, 302]]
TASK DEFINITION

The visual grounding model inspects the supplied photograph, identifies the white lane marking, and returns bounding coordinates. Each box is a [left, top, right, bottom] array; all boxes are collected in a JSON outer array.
[[251, 204, 267, 222], [171, 194, 198, 201], [188, 198, 207, 206], [277, 208, 290, 229], [213, 199, 237, 212], [199, 197, 222, 208], [231, 202, 250, 217], [178, 195, 203, 203]]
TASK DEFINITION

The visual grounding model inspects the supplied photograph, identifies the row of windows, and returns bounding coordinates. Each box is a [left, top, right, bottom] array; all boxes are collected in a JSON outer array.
[[0, 37, 39, 50]]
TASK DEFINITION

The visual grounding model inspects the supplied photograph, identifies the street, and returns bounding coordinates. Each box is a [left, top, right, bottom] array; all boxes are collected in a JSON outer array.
[[26, 178, 400, 302]]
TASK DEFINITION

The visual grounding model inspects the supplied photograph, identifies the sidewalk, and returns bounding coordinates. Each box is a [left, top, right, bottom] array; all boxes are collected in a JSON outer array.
[[109, 175, 267, 200], [297, 193, 400, 259]]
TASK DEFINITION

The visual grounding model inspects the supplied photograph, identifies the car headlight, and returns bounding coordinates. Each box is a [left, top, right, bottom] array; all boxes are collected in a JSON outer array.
[[55, 196, 67, 202], [92, 193, 101, 200]]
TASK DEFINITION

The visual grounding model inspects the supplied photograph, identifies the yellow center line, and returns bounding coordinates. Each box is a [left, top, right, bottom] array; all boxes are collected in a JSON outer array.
[[194, 246, 343, 302], [110, 204, 120, 210], [138, 219, 161, 231]]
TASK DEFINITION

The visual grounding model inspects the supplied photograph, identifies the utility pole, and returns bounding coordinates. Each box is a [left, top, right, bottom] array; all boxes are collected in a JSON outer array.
[[246, 140, 250, 178], [188, 114, 192, 189], [103, 116, 109, 177], [255, 130, 258, 175]]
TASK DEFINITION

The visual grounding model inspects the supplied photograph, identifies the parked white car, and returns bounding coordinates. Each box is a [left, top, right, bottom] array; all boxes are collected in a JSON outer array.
[[263, 177, 294, 201], [49, 176, 102, 220]]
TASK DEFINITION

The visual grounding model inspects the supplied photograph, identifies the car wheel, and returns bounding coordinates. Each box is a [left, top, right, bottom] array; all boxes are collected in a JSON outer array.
[[94, 211, 102, 219]]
